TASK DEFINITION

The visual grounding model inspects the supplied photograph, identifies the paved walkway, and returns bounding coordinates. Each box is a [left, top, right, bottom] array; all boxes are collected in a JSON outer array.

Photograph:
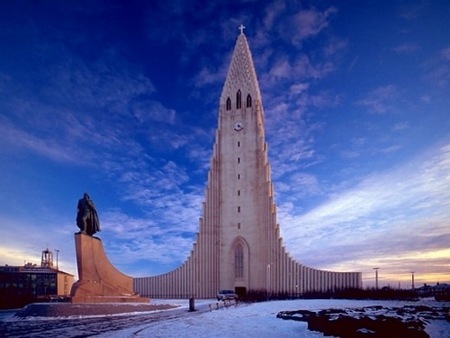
[[0, 301, 212, 337]]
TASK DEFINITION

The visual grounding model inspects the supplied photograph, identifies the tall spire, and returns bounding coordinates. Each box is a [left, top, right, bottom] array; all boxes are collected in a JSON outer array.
[[220, 30, 262, 107]]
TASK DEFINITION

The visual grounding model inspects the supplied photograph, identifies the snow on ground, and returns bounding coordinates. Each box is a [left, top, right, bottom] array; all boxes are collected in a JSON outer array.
[[98, 298, 450, 338]]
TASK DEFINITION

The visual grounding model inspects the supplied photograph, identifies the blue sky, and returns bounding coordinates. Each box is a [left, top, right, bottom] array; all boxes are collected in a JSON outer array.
[[0, 0, 449, 288]]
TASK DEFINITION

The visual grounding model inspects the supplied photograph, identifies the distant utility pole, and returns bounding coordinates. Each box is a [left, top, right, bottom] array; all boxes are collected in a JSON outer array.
[[373, 268, 380, 289], [411, 272, 415, 291], [55, 249, 60, 271]]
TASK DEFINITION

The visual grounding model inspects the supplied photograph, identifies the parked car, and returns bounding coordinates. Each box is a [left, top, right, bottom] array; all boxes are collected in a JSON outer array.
[[217, 289, 238, 301]]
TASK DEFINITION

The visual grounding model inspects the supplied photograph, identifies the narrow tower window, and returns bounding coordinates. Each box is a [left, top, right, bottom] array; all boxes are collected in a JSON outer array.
[[246, 94, 252, 107], [237, 141, 240, 147], [237, 157, 240, 163], [237, 206, 241, 213], [235, 244, 244, 278], [226, 97, 231, 110], [236, 90, 242, 109]]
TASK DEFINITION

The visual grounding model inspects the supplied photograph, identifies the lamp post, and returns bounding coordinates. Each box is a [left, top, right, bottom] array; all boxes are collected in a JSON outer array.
[[373, 268, 380, 289], [411, 272, 415, 291]]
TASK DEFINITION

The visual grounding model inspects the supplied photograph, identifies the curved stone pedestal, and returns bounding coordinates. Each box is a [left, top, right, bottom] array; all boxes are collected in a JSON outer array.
[[71, 233, 149, 303]]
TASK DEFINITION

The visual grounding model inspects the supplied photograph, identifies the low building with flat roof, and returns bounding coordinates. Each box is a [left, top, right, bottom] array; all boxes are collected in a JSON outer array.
[[0, 249, 74, 309]]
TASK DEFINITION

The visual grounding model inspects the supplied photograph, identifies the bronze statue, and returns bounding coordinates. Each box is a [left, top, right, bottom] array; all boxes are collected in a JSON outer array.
[[76, 193, 100, 236]]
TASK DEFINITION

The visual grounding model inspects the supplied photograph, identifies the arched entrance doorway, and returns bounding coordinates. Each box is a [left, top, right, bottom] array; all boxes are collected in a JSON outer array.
[[232, 237, 249, 298]]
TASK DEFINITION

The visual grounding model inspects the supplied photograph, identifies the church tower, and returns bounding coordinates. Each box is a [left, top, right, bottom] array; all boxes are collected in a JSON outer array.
[[216, 30, 275, 293], [134, 29, 362, 298]]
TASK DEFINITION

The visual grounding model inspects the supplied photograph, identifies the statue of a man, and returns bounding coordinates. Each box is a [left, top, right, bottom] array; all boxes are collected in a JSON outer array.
[[76, 193, 101, 236]]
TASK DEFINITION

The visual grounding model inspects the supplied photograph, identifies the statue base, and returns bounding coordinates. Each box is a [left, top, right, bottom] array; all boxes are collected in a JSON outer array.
[[70, 233, 149, 304]]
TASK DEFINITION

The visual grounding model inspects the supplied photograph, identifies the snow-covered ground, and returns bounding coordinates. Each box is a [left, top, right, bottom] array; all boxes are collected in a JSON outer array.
[[100, 298, 450, 338], [1, 298, 449, 337]]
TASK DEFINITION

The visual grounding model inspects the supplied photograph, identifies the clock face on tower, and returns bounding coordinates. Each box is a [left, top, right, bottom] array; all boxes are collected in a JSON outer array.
[[234, 121, 244, 131]]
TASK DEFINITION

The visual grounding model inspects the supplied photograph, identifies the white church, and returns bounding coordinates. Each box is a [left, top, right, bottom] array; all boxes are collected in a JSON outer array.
[[134, 29, 362, 299]]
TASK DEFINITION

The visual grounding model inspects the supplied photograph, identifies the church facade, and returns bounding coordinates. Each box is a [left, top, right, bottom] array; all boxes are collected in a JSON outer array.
[[134, 32, 362, 298]]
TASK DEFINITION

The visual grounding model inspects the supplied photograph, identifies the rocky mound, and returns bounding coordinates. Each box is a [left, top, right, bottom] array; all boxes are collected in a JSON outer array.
[[277, 305, 450, 338]]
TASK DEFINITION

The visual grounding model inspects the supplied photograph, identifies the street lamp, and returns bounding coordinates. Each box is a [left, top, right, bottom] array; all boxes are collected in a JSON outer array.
[[373, 268, 380, 289]]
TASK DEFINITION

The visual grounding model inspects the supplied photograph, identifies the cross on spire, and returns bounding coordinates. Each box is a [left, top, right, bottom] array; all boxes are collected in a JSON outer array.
[[238, 24, 245, 35]]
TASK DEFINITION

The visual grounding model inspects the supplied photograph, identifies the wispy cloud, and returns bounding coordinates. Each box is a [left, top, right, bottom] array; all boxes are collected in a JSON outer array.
[[279, 143, 450, 281], [379, 144, 403, 154], [0, 42, 161, 165], [131, 100, 176, 125], [356, 85, 398, 114], [441, 47, 450, 61], [258, 3, 337, 49], [0, 116, 79, 164], [398, 2, 428, 20], [393, 43, 419, 54], [422, 45, 450, 87], [99, 191, 203, 275], [248, 4, 347, 187], [393, 122, 410, 131], [265, 55, 336, 84], [289, 7, 338, 45], [324, 36, 347, 57], [277, 172, 322, 200]]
